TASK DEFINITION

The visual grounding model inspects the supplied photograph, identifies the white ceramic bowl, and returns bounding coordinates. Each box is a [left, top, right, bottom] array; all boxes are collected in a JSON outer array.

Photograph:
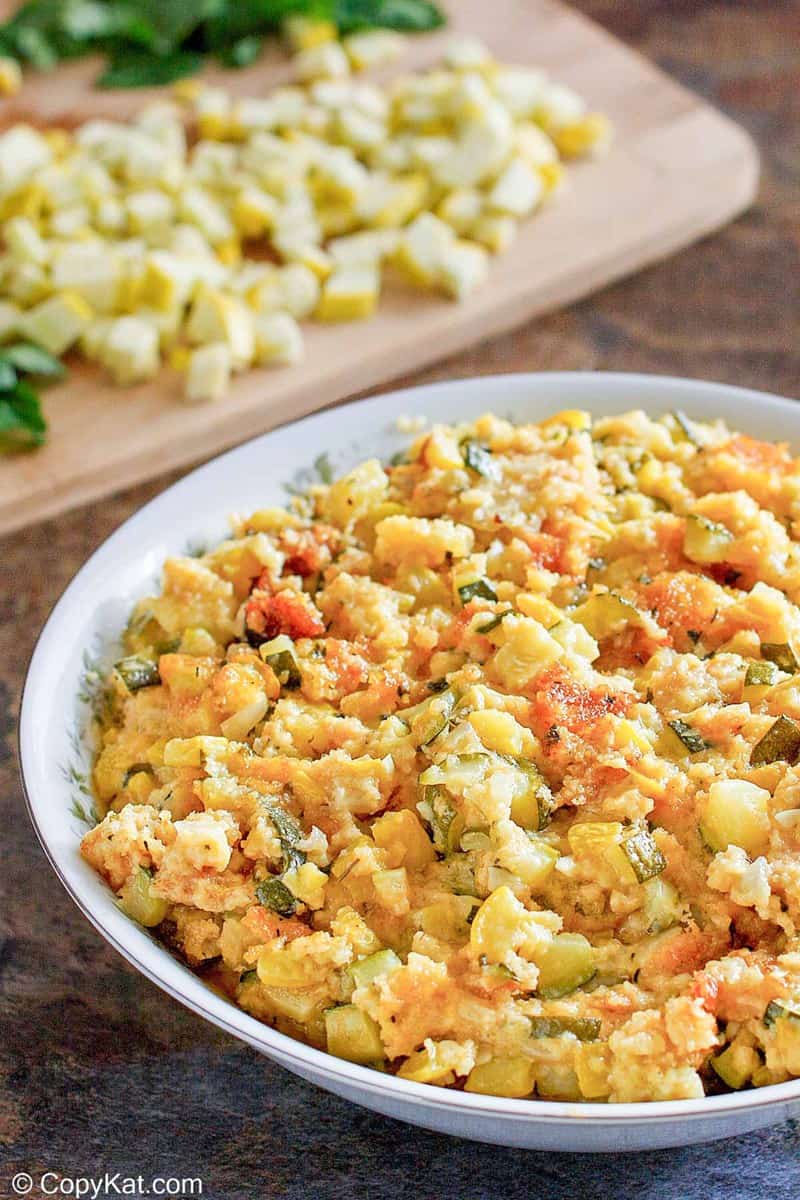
[[20, 372, 800, 1152]]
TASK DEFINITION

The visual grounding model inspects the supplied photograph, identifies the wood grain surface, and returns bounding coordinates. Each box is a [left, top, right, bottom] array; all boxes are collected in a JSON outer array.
[[0, 0, 757, 534], [2, 3, 799, 1197]]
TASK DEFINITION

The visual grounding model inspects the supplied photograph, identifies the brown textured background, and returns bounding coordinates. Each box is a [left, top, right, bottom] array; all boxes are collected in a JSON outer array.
[[2, 2, 799, 1195]]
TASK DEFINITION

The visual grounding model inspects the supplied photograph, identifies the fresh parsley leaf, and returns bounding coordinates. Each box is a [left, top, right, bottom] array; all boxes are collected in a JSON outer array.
[[335, 0, 444, 33], [97, 48, 204, 87], [0, 0, 446, 87], [2, 342, 66, 379], [15, 23, 58, 68], [0, 361, 18, 391], [219, 34, 263, 68], [0, 381, 47, 450]]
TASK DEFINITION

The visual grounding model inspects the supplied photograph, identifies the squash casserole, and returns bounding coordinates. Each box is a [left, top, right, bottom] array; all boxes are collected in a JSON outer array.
[[82, 407, 800, 1103]]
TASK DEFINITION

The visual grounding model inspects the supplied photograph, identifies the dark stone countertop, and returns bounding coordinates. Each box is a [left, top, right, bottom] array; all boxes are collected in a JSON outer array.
[[2, 2, 799, 1195]]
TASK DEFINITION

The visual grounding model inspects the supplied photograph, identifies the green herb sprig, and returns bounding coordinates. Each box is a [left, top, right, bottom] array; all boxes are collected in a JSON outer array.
[[0, 0, 445, 89], [0, 342, 64, 453]]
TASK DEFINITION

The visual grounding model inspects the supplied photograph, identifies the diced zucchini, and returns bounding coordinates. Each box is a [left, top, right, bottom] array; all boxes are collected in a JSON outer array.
[[710, 1043, 760, 1090], [419, 753, 490, 792], [397, 1041, 466, 1085], [642, 876, 682, 933], [764, 1001, 800, 1027], [620, 826, 666, 883], [567, 821, 635, 886], [699, 779, 771, 856], [259, 634, 301, 689], [744, 661, 781, 688], [475, 610, 513, 634], [259, 986, 324, 1025], [571, 592, 641, 640], [512, 835, 560, 889], [507, 756, 553, 831], [458, 578, 498, 605], [536, 933, 595, 998], [667, 719, 712, 755], [325, 1005, 385, 1064], [683, 514, 733, 564], [439, 856, 477, 897], [460, 828, 491, 852], [419, 784, 463, 854], [534, 1063, 582, 1101], [122, 761, 155, 787], [347, 948, 401, 990], [372, 867, 409, 912], [114, 655, 161, 691], [464, 1056, 536, 1098], [118, 867, 168, 928], [750, 715, 800, 766], [760, 642, 799, 674], [529, 1015, 600, 1041], [256, 877, 298, 916], [419, 895, 478, 943], [257, 947, 312, 989], [413, 687, 457, 746], [461, 438, 497, 478]]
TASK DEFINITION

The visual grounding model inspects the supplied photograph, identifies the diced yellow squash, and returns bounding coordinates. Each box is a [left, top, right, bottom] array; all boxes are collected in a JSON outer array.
[[186, 289, 255, 368], [699, 779, 771, 856], [253, 312, 304, 366], [398, 1040, 471, 1085], [119, 867, 168, 928], [20, 290, 93, 355], [470, 885, 522, 961], [535, 932, 595, 998], [554, 113, 612, 159], [469, 709, 526, 757], [283, 861, 328, 910], [344, 30, 406, 72], [325, 1005, 385, 1063], [185, 342, 231, 404], [419, 896, 477, 943], [372, 809, 436, 869], [316, 267, 380, 321], [575, 1043, 612, 1099], [465, 1056, 536, 1097], [372, 867, 410, 915], [493, 615, 563, 691], [711, 1042, 760, 1090]]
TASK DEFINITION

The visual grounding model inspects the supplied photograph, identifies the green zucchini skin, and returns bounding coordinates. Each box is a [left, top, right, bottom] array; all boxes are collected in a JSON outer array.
[[750, 715, 800, 766], [256, 877, 298, 916], [760, 642, 799, 673], [668, 719, 712, 754], [114, 655, 161, 691], [621, 827, 667, 883], [764, 1001, 800, 1027], [745, 660, 780, 687], [529, 1016, 601, 1041], [458, 578, 498, 605], [461, 439, 497, 478]]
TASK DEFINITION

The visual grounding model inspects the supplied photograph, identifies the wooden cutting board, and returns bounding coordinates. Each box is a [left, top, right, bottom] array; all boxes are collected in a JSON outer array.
[[0, 0, 758, 536]]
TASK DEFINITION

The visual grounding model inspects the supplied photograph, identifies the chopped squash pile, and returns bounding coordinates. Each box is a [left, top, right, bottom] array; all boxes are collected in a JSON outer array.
[[82, 407, 800, 1101], [0, 36, 610, 404]]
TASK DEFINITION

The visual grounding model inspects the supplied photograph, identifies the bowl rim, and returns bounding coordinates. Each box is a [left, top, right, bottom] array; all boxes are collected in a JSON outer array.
[[19, 369, 800, 1127]]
